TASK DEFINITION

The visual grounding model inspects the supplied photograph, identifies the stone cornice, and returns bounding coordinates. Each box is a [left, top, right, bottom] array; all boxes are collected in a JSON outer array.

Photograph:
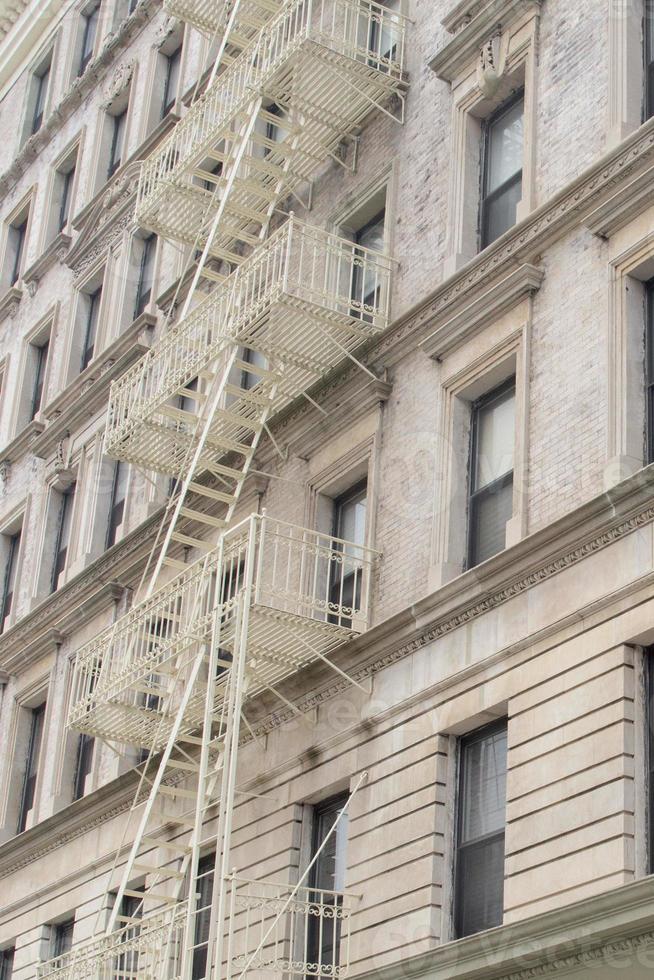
[[420, 262, 543, 358], [430, 0, 541, 83], [356, 876, 654, 980], [31, 313, 156, 459], [22, 231, 71, 293], [583, 162, 654, 239], [246, 464, 654, 738], [372, 114, 654, 369], [0, 417, 45, 467], [0, 0, 160, 203], [0, 509, 163, 673]]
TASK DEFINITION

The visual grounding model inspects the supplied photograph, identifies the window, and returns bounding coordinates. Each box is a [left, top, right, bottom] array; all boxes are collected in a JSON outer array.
[[29, 338, 49, 421], [17, 702, 46, 833], [329, 483, 367, 626], [107, 108, 127, 178], [51, 485, 75, 593], [368, 0, 400, 70], [240, 348, 268, 391], [162, 45, 182, 117], [351, 210, 385, 320], [647, 1, 654, 121], [0, 948, 14, 980], [116, 890, 142, 974], [78, 3, 99, 76], [0, 531, 21, 632], [128, 0, 138, 12], [647, 281, 654, 464], [57, 165, 76, 234], [480, 94, 524, 249], [307, 794, 349, 974], [80, 285, 102, 371], [467, 380, 515, 568], [52, 920, 74, 959], [191, 854, 214, 980], [31, 61, 51, 135], [263, 103, 287, 153], [106, 460, 128, 548], [454, 720, 507, 938], [72, 733, 94, 800], [134, 235, 156, 319], [6, 217, 28, 287]]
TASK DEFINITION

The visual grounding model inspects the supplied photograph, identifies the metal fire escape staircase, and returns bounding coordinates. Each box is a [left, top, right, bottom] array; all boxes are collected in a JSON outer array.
[[37, 3, 408, 980]]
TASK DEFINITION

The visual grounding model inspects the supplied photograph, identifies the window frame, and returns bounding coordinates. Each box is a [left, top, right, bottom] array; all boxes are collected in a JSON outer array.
[[52, 919, 75, 960], [479, 90, 525, 251], [161, 44, 182, 118], [31, 61, 51, 135], [80, 284, 102, 371], [72, 733, 95, 801], [107, 108, 127, 179], [328, 480, 367, 627], [17, 702, 46, 833], [0, 948, 14, 980], [7, 218, 28, 287], [646, 279, 654, 465], [0, 530, 21, 632], [50, 484, 76, 593], [78, 2, 100, 77], [453, 718, 508, 939], [106, 460, 127, 549], [646, 0, 654, 122], [466, 377, 516, 570], [306, 793, 349, 974], [133, 235, 156, 319], [29, 338, 50, 421]]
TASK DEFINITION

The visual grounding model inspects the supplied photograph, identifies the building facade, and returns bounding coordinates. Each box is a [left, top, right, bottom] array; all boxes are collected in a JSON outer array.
[[1, 0, 654, 979]]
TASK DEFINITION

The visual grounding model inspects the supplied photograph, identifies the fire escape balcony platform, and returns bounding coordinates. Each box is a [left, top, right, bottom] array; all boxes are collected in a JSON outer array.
[[68, 515, 378, 749], [37, 876, 354, 980], [164, 0, 284, 42], [104, 218, 392, 480], [136, 0, 408, 248]]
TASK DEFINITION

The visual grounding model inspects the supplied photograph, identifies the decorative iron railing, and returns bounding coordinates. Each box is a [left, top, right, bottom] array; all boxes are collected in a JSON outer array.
[[164, 0, 285, 40], [105, 217, 392, 458], [227, 876, 355, 979], [136, 0, 408, 222], [68, 515, 378, 742], [36, 904, 186, 980]]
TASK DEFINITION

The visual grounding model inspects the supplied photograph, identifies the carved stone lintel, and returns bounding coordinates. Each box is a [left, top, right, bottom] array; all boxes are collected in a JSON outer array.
[[477, 28, 507, 98], [0, 462, 10, 486], [25, 278, 38, 298], [153, 15, 178, 48]]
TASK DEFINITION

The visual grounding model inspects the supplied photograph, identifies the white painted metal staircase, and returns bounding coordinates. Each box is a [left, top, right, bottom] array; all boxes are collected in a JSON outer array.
[[36, 2, 407, 979]]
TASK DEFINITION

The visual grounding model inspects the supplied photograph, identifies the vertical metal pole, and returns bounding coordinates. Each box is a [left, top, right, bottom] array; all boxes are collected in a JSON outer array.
[[206, 514, 258, 980]]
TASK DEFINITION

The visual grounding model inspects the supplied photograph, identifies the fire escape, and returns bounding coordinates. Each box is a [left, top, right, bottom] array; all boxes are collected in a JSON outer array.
[[37, 2, 407, 979]]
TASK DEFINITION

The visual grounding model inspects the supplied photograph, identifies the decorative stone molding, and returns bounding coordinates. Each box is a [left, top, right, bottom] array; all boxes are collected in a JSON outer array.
[[153, 15, 179, 47], [477, 28, 508, 98], [430, 0, 541, 83], [31, 313, 156, 459], [0, 418, 45, 467], [0, 285, 22, 323], [420, 262, 543, 358], [101, 60, 135, 109], [373, 113, 654, 368], [584, 163, 654, 240], [22, 231, 72, 295], [0, 0, 160, 203]]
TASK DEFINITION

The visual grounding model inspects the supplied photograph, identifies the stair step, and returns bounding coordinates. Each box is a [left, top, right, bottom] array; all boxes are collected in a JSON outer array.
[[159, 404, 196, 425], [234, 358, 279, 381], [171, 531, 213, 551], [177, 386, 205, 402], [177, 733, 204, 745], [132, 862, 185, 880], [188, 482, 236, 505], [198, 266, 227, 284], [213, 408, 263, 433], [163, 557, 187, 572], [123, 888, 177, 905], [166, 815, 196, 829], [179, 507, 227, 529], [131, 683, 168, 697], [116, 915, 143, 926], [142, 836, 191, 854], [204, 460, 246, 482], [224, 383, 273, 407], [159, 785, 197, 800], [167, 758, 200, 773]]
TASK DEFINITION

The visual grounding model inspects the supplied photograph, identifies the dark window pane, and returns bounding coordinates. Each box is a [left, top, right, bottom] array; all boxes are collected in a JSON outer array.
[[469, 476, 513, 566], [647, 282, 654, 464], [51, 486, 75, 593], [192, 855, 215, 980], [455, 722, 507, 939], [30, 340, 49, 420], [72, 733, 94, 800], [329, 483, 367, 626], [647, 2, 654, 121], [9, 221, 27, 285], [106, 461, 128, 549], [79, 5, 99, 75], [648, 651, 654, 873], [1, 531, 21, 631], [108, 110, 127, 178], [53, 920, 74, 959], [351, 210, 385, 319], [307, 795, 348, 974], [482, 175, 523, 248], [58, 167, 75, 232], [481, 95, 524, 248], [0, 948, 15, 980], [162, 46, 181, 117], [32, 66, 50, 134], [81, 287, 102, 371], [134, 236, 155, 319]]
